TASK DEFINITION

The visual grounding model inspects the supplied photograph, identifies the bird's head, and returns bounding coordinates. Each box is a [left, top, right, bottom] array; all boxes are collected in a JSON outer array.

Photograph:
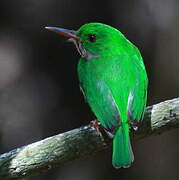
[[46, 23, 128, 60]]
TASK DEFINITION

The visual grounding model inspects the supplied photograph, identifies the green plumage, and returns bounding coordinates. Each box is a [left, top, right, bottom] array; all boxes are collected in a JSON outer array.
[[47, 22, 148, 168], [76, 23, 148, 168]]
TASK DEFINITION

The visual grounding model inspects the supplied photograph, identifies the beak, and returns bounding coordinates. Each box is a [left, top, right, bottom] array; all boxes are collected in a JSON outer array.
[[45, 26, 79, 41]]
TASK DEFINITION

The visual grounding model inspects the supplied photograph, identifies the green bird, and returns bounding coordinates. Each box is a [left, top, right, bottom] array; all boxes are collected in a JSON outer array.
[[46, 23, 148, 168]]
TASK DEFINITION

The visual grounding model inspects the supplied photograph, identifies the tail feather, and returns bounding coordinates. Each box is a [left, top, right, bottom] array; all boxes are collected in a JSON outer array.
[[112, 123, 134, 168]]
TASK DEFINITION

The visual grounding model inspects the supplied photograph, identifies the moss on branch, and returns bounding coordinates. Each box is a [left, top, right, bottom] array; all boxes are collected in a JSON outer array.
[[0, 98, 179, 179]]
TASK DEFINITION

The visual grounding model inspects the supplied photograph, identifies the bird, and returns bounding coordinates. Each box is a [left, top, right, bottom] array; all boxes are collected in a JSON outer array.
[[46, 22, 148, 168]]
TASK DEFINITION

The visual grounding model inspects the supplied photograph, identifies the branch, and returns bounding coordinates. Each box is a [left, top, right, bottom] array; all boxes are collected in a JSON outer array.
[[0, 98, 179, 179]]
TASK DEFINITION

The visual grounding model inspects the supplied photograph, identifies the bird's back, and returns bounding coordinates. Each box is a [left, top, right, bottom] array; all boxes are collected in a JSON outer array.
[[77, 44, 147, 131]]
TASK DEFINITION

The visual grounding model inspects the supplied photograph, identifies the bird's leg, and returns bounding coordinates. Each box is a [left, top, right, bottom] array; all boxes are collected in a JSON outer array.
[[90, 119, 102, 136]]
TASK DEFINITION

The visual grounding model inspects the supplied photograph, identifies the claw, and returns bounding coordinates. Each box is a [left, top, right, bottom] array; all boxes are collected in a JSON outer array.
[[90, 119, 102, 136]]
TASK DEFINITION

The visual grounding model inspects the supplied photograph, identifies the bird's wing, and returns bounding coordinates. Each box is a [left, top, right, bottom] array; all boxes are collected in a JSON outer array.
[[127, 53, 148, 128], [103, 52, 148, 130], [78, 49, 148, 133], [80, 79, 121, 134]]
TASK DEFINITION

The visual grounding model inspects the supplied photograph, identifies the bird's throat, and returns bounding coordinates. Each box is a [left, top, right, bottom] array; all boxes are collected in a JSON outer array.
[[73, 39, 86, 58], [71, 39, 99, 61]]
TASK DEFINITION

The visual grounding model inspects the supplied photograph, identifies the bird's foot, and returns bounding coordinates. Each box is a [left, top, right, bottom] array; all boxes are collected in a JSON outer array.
[[90, 119, 102, 136]]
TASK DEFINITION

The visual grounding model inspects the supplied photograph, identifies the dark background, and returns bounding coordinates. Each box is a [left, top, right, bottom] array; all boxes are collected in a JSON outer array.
[[0, 0, 178, 179]]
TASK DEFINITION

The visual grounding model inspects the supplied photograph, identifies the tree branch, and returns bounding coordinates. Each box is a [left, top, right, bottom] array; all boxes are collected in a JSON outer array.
[[0, 98, 179, 179]]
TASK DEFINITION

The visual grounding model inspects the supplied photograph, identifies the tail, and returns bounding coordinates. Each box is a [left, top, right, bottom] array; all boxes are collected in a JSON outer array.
[[112, 123, 134, 168]]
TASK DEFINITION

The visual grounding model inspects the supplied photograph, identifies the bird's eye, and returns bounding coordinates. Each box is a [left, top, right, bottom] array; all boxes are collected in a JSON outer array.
[[88, 34, 97, 42]]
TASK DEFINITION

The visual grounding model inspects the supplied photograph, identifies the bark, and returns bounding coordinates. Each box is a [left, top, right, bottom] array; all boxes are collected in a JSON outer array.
[[0, 98, 179, 179]]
